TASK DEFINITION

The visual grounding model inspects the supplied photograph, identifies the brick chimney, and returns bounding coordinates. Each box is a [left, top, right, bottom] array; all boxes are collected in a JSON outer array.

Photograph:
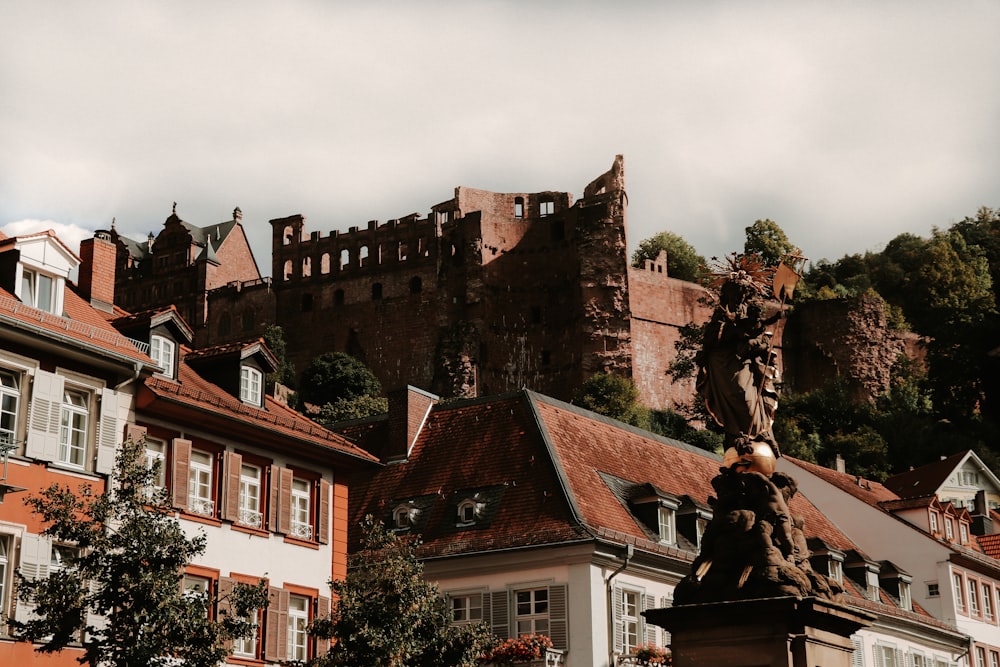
[[385, 386, 438, 462], [78, 231, 116, 313]]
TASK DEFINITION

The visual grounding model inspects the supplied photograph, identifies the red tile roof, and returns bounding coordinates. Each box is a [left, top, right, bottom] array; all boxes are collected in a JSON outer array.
[[0, 286, 152, 367], [979, 534, 1000, 559], [141, 360, 377, 464], [788, 456, 900, 504], [884, 451, 970, 498]]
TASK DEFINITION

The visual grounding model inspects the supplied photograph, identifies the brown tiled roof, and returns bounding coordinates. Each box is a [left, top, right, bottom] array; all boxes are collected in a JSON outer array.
[[142, 361, 377, 464], [884, 451, 970, 498], [788, 456, 900, 504], [978, 534, 1000, 559], [0, 286, 152, 367]]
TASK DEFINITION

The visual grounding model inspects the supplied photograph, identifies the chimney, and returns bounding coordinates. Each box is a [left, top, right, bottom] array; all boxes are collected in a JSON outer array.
[[385, 386, 438, 462], [78, 231, 117, 313], [835, 454, 846, 474], [972, 489, 994, 536]]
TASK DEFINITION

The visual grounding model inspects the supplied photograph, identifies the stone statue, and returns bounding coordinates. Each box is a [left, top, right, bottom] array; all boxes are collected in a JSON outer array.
[[674, 253, 842, 605]]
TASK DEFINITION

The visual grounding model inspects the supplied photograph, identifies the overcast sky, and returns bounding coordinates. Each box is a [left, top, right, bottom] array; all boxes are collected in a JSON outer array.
[[3, 1, 998, 272]]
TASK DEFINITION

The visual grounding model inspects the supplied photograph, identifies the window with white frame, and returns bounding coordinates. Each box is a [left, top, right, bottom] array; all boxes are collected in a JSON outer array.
[[658, 506, 675, 544], [539, 201, 554, 217], [829, 557, 844, 584], [457, 499, 478, 525], [20, 268, 57, 314], [450, 593, 483, 626], [910, 650, 929, 667], [969, 579, 981, 616], [963, 471, 979, 486], [188, 450, 215, 516], [960, 523, 969, 545], [238, 464, 263, 528], [393, 505, 411, 529], [182, 574, 212, 615], [232, 607, 260, 659], [977, 647, 987, 667], [515, 588, 549, 635], [899, 580, 912, 611], [144, 438, 167, 491], [990, 650, 999, 667], [927, 582, 940, 597], [621, 589, 641, 654], [876, 642, 903, 667], [240, 366, 262, 405], [954, 573, 966, 612], [984, 583, 995, 621], [59, 388, 89, 467], [0, 370, 20, 446], [930, 511, 939, 534], [288, 594, 310, 661], [945, 518, 955, 541], [150, 335, 176, 376], [0, 535, 8, 617], [290, 478, 312, 539]]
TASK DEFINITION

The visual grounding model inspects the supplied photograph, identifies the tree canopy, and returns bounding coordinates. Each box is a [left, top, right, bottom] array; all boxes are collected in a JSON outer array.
[[572, 372, 651, 428], [631, 231, 707, 282], [307, 517, 492, 666], [12, 433, 267, 667], [298, 352, 386, 422], [744, 219, 795, 267]]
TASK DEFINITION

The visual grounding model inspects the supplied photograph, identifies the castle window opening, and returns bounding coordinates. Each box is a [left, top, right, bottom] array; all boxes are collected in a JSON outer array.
[[398, 242, 409, 262], [514, 197, 524, 219], [372, 283, 383, 301], [302, 256, 312, 278], [339, 248, 350, 271], [418, 237, 428, 257], [334, 289, 345, 306], [302, 294, 314, 312], [283, 259, 293, 281], [320, 252, 331, 274], [409, 277, 422, 294], [360, 245, 370, 267], [439, 211, 450, 223], [283, 226, 294, 245], [540, 200, 554, 217]]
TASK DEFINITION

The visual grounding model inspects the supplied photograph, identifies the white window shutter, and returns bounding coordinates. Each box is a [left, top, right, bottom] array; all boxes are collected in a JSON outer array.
[[15, 533, 53, 623], [26, 370, 63, 462], [613, 585, 623, 655], [643, 593, 657, 645], [95, 388, 121, 475], [851, 635, 864, 667]]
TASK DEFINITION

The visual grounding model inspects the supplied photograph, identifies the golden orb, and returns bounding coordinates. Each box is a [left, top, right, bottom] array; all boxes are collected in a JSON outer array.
[[722, 441, 777, 476]]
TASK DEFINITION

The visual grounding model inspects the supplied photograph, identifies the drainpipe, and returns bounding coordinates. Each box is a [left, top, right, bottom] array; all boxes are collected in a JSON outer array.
[[606, 544, 633, 667]]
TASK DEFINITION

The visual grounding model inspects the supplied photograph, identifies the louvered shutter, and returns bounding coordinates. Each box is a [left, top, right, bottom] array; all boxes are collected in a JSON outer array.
[[268, 466, 278, 530], [277, 467, 293, 535], [85, 578, 107, 638], [659, 595, 673, 649], [171, 438, 192, 510], [612, 585, 624, 655], [218, 577, 235, 650], [480, 592, 491, 633], [318, 478, 331, 544], [264, 586, 289, 662], [94, 388, 120, 474], [851, 635, 864, 667], [316, 595, 331, 655], [548, 584, 568, 651], [895, 648, 904, 667], [15, 533, 52, 623], [643, 593, 657, 645], [490, 590, 509, 639], [222, 451, 242, 523], [25, 369, 63, 462]]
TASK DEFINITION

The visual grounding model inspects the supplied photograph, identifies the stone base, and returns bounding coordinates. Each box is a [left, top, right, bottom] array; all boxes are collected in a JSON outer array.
[[643, 596, 873, 667]]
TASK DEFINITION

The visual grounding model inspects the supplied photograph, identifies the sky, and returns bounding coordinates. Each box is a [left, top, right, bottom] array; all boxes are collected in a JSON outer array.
[[3, 1, 999, 272]]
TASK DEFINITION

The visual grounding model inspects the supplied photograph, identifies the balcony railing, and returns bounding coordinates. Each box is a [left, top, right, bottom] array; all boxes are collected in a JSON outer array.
[[238, 508, 263, 528], [290, 521, 313, 540], [188, 497, 215, 517]]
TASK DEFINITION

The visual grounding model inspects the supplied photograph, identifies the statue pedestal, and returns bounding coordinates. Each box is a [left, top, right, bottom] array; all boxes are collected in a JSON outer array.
[[644, 596, 873, 667]]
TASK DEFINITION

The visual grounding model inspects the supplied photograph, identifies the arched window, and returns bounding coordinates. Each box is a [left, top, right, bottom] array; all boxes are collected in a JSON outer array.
[[394, 505, 413, 529], [321, 252, 331, 274], [340, 248, 350, 271], [283, 259, 293, 281], [409, 276, 422, 294], [359, 245, 370, 267], [283, 226, 294, 245], [457, 500, 478, 525], [302, 256, 312, 278]]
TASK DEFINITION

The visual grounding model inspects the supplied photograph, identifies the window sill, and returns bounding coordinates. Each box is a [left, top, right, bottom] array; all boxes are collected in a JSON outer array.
[[283, 535, 320, 550], [232, 523, 270, 538], [229, 655, 265, 666], [180, 512, 223, 527]]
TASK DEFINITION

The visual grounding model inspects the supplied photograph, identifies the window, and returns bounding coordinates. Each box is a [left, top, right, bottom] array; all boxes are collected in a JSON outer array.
[[188, 450, 216, 517], [290, 478, 312, 540], [984, 584, 995, 621], [409, 276, 422, 294], [238, 464, 263, 528], [990, 650, 999, 667], [59, 388, 89, 467], [183, 574, 212, 608], [394, 505, 412, 529], [514, 197, 524, 218], [930, 511, 939, 534], [240, 367, 262, 405], [960, 523, 969, 545], [539, 200, 554, 217], [515, 588, 549, 635], [876, 643, 903, 667], [621, 589, 640, 654], [232, 610, 261, 659], [954, 573, 966, 612], [927, 582, 940, 597], [977, 647, 987, 667], [457, 500, 478, 525], [658, 506, 676, 544], [910, 651, 928, 667], [288, 594, 310, 661], [144, 438, 167, 490], [21, 268, 56, 313], [0, 535, 8, 616], [829, 558, 844, 585], [963, 471, 979, 486], [970, 579, 981, 616], [150, 335, 175, 376], [0, 370, 20, 445], [450, 593, 483, 626], [899, 580, 912, 611], [945, 518, 955, 541]]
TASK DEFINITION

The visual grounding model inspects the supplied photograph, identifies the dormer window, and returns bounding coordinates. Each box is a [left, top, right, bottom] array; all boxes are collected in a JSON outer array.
[[457, 499, 482, 526], [829, 558, 844, 584], [150, 335, 176, 377], [394, 504, 415, 530], [19, 268, 58, 314], [658, 506, 676, 544], [240, 366, 262, 405], [929, 511, 940, 535], [960, 522, 970, 545], [945, 518, 955, 541]]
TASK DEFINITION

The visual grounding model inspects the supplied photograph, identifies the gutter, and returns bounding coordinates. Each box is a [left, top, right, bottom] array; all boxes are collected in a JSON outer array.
[[606, 544, 634, 667], [0, 312, 148, 371]]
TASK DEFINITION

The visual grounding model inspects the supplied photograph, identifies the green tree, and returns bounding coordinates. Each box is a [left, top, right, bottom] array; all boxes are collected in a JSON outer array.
[[264, 324, 296, 391], [744, 219, 795, 267], [12, 434, 268, 666], [308, 517, 492, 666], [572, 372, 650, 428], [316, 394, 390, 425], [631, 231, 707, 282], [299, 352, 382, 409]]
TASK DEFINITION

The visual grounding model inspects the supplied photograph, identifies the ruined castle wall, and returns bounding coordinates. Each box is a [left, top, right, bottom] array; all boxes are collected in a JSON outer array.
[[203, 279, 276, 348]]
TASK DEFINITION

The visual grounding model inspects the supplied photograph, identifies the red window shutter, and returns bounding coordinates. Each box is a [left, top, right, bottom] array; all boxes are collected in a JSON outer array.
[[217, 576, 236, 651], [318, 478, 331, 544], [222, 451, 243, 523], [125, 423, 148, 466], [316, 596, 331, 655], [171, 438, 192, 511], [268, 466, 278, 530], [278, 467, 293, 535], [264, 586, 289, 662]]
